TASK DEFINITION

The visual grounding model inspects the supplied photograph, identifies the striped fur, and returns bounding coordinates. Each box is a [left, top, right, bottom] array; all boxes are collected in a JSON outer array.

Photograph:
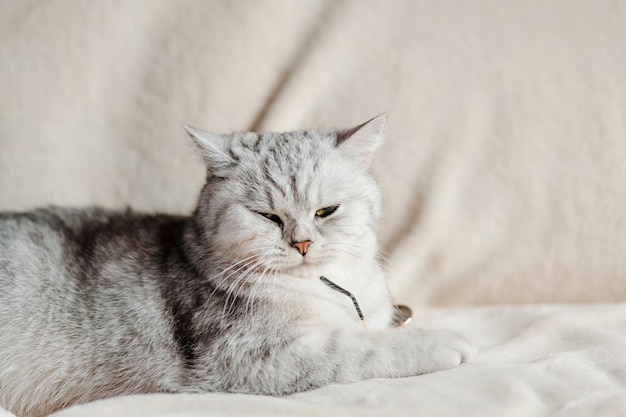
[[0, 116, 474, 417]]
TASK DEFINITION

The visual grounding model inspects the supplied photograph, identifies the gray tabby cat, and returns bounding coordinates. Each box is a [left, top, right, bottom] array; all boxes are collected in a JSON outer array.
[[0, 116, 475, 417]]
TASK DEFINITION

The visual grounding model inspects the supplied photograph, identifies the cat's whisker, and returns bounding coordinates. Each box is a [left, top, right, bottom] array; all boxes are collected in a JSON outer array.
[[245, 265, 272, 319], [334, 244, 417, 305], [205, 256, 260, 305], [331, 242, 394, 267], [220, 264, 256, 321], [330, 242, 366, 250], [330, 247, 362, 260], [210, 248, 277, 325], [331, 242, 387, 259], [220, 258, 269, 325], [228, 267, 267, 324], [214, 254, 259, 277], [210, 268, 262, 322], [208, 247, 273, 293], [212, 254, 260, 282]]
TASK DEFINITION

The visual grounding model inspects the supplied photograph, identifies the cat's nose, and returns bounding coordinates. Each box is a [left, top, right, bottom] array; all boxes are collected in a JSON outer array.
[[291, 240, 312, 256]]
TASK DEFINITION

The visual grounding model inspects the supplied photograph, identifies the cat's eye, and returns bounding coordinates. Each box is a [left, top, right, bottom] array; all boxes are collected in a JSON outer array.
[[315, 205, 339, 219], [258, 212, 284, 226]]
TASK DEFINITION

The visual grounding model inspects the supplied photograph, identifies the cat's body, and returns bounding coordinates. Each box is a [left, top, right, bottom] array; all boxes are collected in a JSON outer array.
[[0, 117, 474, 417]]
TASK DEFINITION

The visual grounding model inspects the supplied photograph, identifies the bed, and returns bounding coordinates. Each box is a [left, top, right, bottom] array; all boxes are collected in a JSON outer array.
[[1, 1, 625, 416]]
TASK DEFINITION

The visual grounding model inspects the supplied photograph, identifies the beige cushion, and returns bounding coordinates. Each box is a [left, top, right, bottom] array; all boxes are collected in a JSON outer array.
[[1, 1, 625, 305]]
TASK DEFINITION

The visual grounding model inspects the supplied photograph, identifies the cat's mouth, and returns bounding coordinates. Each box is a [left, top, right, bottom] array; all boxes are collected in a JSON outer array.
[[267, 256, 324, 275]]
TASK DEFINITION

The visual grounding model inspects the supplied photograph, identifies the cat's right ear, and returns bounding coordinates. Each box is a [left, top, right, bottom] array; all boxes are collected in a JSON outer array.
[[336, 114, 386, 168], [181, 124, 235, 173]]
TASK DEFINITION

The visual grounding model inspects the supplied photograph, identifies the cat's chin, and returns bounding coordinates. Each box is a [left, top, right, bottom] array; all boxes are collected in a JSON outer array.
[[279, 261, 332, 280], [252, 260, 320, 277], [271, 254, 325, 272]]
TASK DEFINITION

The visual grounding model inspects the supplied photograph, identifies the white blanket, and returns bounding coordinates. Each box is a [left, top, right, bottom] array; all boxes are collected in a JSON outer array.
[[2, 1, 626, 416], [29, 303, 622, 417]]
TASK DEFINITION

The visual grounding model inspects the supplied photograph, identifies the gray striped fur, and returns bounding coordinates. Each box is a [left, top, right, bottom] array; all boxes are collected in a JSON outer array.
[[0, 116, 474, 417]]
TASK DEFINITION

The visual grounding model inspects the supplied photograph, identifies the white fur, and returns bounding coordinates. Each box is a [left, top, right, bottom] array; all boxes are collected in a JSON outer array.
[[0, 118, 475, 416]]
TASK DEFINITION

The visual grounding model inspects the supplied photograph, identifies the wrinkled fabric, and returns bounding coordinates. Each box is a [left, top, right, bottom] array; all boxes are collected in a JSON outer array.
[[44, 304, 626, 417], [2, 1, 626, 416]]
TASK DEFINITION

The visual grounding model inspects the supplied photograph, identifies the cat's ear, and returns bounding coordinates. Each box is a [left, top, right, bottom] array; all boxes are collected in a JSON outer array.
[[181, 124, 234, 173], [336, 114, 386, 167]]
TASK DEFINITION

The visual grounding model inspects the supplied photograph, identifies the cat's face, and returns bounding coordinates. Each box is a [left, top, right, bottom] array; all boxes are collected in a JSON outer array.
[[186, 116, 385, 276]]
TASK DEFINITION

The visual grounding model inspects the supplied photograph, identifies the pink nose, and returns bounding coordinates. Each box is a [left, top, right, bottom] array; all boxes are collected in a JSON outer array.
[[292, 240, 312, 256]]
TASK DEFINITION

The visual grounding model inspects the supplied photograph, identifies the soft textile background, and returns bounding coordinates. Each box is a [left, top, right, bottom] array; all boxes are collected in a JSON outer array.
[[2, 1, 626, 307], [47, 303, 626, 417], [2, 2, 626, 417]]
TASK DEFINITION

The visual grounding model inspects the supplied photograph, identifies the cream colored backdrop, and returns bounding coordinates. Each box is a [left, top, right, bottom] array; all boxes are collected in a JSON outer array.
[[1, 0, 625, 306]]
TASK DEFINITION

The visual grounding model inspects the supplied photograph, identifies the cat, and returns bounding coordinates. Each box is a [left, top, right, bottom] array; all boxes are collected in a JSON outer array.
[[0, 115, 475, 417]]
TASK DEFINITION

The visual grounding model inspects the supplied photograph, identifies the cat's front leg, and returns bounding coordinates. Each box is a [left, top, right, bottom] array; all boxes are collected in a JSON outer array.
[[311, 326, 476, 383], [247, 325, 476, 395], [380, 327, 477, 376]]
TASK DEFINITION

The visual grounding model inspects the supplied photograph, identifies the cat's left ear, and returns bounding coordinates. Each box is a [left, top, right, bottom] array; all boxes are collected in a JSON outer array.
[[336, 114, 386, 167]]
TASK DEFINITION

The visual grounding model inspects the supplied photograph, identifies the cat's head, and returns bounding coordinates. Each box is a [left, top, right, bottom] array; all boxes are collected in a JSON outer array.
[[184, 116, 385, 276]]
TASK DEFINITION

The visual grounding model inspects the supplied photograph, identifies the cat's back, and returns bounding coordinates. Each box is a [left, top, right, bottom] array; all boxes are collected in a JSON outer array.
[[0, 207, 190, 416], [0, 206, 191, 301], [0, 205, 161, 243], [0, 206, 126, 253], [0, 207, 108, 285], [0, 205, 182, 263], [0, 207, 147, 310]]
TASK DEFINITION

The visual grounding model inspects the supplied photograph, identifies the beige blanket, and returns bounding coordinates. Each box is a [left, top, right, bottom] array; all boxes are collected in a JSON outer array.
[[33, 303, 623, 417], [1, 1, 626, 415]]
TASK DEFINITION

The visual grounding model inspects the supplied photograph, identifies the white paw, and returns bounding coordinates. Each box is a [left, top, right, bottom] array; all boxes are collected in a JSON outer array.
[[407, 328, 477, 374]]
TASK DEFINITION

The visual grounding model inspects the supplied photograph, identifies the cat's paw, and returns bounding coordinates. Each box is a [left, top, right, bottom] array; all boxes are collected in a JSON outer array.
[[408, 328, 477, 374]]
